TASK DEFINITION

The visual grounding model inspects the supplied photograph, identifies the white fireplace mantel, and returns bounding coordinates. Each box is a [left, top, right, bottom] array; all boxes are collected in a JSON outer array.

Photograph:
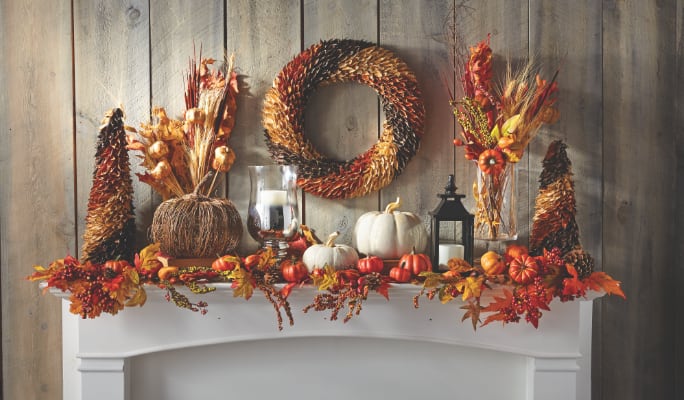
[[55, 284, 600, 400]]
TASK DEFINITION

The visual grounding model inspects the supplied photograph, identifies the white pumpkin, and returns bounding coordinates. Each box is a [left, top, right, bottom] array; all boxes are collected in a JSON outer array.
[[302, 232, 359, 272], [353, 197, 428, 259]]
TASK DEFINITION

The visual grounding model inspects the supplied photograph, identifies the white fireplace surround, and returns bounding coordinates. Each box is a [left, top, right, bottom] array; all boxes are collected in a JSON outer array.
[[55, 284, 600, 400]]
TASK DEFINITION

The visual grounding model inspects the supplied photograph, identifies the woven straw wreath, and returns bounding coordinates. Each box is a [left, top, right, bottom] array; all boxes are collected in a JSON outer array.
[[262, 39, 425, 199]]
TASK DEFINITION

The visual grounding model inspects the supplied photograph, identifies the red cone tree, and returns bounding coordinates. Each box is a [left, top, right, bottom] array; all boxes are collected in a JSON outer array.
[[81, 108, 135, 263], [529, 140, 580, 256]]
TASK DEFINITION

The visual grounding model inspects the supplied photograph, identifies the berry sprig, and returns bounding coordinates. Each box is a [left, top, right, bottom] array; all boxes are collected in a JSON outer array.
[[303, 268, 391, 323]]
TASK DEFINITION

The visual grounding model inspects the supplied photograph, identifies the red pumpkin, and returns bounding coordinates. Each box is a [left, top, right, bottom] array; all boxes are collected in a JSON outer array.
[[389, 266, 411, 283], [280, 259, 309, 283], [398, 249, 432, 276], [508, 254, 539, 284], [104, 259, 129, 274], [357, 256, 384, 274], [212, 255, 241, 272]]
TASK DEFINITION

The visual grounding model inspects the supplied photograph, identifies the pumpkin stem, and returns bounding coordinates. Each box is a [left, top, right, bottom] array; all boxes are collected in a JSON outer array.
[[193, 171, 215, 196], [384, 197, 402, 213], [324, 231, 340, 247]]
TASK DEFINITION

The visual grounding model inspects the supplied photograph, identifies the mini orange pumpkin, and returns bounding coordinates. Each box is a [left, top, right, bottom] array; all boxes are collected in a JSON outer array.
[[357, 256, 384, 274], [480, 250, 505, 275], [398, 249, 432, 276], [505, 244, 529, 262], [508, 254, 539, 284], [280, 259, 309, 283], [389, 266, 412, 283], [104, 259, 129, 274], [477, 149, 506, 175]]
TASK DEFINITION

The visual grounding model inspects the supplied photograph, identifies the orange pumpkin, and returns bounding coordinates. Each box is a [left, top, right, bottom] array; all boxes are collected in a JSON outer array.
[[398, 249, 432, 276], [505, 244, 529, 262], [104, 259, 129, 274], [280, 259, 309, 283], [357, 256, 384, 274], [508, 254, 539, 284], [477, 149, 506, 175], [389, 266, 412, 283], [480, 250, 505, 275]]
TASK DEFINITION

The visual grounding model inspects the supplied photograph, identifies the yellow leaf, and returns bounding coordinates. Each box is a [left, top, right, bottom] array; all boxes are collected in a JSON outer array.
[[456, 276, 484, 301], [501, 114, 521, 136], [313, 266, 338, 291], [420, 271, 444, 289]]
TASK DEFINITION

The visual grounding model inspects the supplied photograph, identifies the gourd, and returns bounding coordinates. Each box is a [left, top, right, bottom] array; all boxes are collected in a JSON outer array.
[[302, 232, 359, 272], [353, 197, 428, 259]]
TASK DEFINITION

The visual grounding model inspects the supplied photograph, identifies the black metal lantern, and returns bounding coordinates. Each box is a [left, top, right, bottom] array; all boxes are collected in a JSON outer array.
[[429, 175, 474, 270]]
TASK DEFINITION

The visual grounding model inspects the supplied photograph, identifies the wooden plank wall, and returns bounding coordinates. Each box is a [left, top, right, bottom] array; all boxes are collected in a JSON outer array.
[[0, 1, 681, 399]]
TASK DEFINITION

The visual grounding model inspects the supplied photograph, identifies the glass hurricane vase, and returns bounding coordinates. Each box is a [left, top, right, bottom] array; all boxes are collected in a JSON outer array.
[[247, 165, 299, 260], [474, 163, 517, 241]]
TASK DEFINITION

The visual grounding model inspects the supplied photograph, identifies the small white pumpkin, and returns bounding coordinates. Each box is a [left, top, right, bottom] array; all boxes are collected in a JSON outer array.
[[353, 197, 428, 259], [302, 232, 359, 272]]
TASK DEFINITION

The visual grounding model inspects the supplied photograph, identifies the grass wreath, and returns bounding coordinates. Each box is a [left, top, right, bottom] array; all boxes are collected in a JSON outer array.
[[262, 39, 425, 199]]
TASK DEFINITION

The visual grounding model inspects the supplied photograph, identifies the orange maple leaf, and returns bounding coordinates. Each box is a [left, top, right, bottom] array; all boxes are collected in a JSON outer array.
[[481, 289, 514, 327], [584, 271, 626, 299], [461, 300, 483, 330]]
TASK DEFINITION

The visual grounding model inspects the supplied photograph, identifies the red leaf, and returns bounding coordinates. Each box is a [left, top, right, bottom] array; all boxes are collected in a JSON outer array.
[[375, 282, 391, 300], [562, 263, 588, 298]]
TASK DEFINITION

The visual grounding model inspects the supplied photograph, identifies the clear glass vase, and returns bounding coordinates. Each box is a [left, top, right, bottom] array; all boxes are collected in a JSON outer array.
[[474, 163, 517, 241], [247, 165, 299, 260]]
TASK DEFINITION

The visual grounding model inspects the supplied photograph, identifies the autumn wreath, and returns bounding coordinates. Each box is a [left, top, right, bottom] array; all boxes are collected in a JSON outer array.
[[262, 39, 425, 199]]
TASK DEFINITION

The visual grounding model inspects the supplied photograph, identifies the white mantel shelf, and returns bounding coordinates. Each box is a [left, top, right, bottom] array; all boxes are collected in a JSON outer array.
[[55, 284, 601, 400]]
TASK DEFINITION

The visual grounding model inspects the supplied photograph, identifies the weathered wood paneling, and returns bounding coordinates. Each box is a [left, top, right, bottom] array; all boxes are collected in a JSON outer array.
[[527, 3, 603, 399], [450, 0, 528, 254], [1, 1, 682, 399], [301, 0, 379, 246], [149, 1, 226, 200], [602, 1, 677, 399], [676, 1, 684, 397], [228, 0, 302, 254], [378, 0, 454, 234], [0, 1, 74, 399], [73, 0, 152, 253]]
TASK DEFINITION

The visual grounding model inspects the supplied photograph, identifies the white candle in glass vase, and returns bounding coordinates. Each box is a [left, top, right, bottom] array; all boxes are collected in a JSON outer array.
[[260, 190, 288, 231], [438, 244, 465, 271], [260, 189, 287, 206]]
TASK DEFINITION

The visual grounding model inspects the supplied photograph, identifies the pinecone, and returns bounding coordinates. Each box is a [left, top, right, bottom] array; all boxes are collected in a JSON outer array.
[[261, 265, 282, 285], [564, 249, 595, 279]]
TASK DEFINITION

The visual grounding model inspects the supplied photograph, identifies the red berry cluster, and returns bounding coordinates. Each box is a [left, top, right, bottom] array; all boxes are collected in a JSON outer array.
[[510, 277, 551, 328]]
